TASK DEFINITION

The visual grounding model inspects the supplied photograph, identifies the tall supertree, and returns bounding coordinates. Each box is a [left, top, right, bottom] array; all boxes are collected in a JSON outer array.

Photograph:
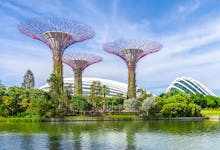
[[18, 18, 95, 93], [103, 39, 162, 99], [63, 52, 103, 96]]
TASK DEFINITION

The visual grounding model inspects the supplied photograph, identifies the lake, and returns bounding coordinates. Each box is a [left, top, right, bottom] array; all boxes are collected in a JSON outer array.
[[0, 120, 220, 150]]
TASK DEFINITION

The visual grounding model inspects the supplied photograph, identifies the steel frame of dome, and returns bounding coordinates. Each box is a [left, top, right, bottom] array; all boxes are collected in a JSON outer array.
[[166, 77, 216, 96]]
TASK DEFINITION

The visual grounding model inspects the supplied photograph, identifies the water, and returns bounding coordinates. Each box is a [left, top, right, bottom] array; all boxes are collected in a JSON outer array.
[[0, 120, 220, 150]]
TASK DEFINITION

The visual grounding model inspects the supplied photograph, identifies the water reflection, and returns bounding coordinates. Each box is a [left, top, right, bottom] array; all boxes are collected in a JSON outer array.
[[0, 121, 219, 150]]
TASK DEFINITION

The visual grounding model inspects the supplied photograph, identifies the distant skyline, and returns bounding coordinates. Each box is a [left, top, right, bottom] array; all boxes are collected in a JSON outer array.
[[0, 0, 220, 95]]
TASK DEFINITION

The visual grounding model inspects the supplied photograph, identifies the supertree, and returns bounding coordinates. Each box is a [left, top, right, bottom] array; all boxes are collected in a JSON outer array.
[[18, 18, 95, 93], [103, 39, 162, 99], [63, 52, 103, 96]]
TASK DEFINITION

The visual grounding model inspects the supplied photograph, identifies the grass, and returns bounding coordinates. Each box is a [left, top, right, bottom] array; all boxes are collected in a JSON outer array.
[[201, 109, 220, 117], [0, 117, 41, 122], [0, 115, 141, 122]]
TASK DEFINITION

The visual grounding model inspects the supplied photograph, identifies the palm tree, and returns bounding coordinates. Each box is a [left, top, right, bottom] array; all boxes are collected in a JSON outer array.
[[101, 85, 109, 112], [137, 88, 145, 97], [90, 81, 101, 111]]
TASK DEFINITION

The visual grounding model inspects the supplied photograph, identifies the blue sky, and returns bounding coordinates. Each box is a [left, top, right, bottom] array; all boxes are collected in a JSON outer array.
[[0, 0, 220, 95]]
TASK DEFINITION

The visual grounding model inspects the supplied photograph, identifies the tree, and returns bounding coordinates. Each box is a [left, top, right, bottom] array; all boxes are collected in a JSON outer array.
[[1, 86, 29, 116], [47, 73, 63, 109], [123, 98, 141, 112], [0, 80, 5, 89], [90, 81, 101, 96], [100, 85, 109, 111], [142, 96, 156, 115], [22, 69, 35, 90], [71, 96, 92, 114], [110, 93, 125, 111], [0, 81, 6, 101], [137, 88, 153, 102], [89, 81, 101, 111]]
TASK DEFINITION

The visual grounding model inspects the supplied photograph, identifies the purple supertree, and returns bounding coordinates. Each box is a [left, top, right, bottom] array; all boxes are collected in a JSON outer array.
[[103, 39, 162, 99], [63, 52, 103, 96], [18, 18, 95, 93]]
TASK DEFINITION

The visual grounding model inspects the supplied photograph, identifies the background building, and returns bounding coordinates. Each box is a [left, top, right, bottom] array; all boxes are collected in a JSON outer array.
[[166, 77, 216, 96], [40, 77, 134, 97]]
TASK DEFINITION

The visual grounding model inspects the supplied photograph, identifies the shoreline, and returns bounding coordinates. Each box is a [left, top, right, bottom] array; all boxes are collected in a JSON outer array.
[[0, 116, 213, 122], [45, 117, 206, 122]]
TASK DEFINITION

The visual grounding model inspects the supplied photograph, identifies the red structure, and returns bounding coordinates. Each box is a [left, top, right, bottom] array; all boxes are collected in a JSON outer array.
[[18, 18, 95, 93], [103, 39, 162, 99], [63, 52, 103, 96]]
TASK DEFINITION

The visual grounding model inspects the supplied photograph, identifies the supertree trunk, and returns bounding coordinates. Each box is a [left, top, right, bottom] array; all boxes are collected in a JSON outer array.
[[127, 63, 136, 99], [53, 50, 63, 77], [74, 70, 83, 96]]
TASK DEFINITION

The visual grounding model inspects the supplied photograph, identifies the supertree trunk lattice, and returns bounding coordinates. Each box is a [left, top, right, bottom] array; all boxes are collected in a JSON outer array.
[[103, 39, 162, 99], [18, 18, 95, 93], [63, 52, 102, 96]]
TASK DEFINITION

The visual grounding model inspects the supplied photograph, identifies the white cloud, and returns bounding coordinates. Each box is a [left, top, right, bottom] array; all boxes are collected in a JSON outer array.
[[135, 18, 220, 94], [173, 0, 201, 20], [177, 0, 201, 14], [1, 0, 220, 95]]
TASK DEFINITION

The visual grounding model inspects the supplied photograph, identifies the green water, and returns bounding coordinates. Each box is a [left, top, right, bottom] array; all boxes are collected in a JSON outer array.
[[0, 120, 220, 150]]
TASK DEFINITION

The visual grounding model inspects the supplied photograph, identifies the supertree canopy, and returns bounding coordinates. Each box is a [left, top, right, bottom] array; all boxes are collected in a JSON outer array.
[[103, 39, 162, 99], [63, 52, 103, 96], [18, 18, 95, 92]]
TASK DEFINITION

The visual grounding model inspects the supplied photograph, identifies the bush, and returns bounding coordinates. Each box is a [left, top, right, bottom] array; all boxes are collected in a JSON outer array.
[[148, 91, 203, 117], [187, 103, 201, 117], [26, 98, 56, 118], [161, 103, 187, 117], [142, 96, 156, 112], [123, 99, 141, 112], [0, 104, 9, 117], [71, 96, 92, 112], [161, 102, 201, 117], [205, 96, 218, 108]]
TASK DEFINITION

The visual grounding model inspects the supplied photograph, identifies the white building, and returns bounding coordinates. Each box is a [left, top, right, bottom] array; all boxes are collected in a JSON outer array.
[[39, 77, 129, 97], [166, 77, 216, 96]]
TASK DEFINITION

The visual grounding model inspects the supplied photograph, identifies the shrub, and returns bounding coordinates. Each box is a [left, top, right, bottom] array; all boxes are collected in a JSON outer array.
[[26, 98, 56, 118], [0, 104, 9, 117], [71, 96, 92, 112], [187, 103, 201, 117], [142, 96, 156, 112], [123, 99, 141, 112], [161, 103, 187, 117], [161, 102, 201, 117], [205, 96, 218, 108]]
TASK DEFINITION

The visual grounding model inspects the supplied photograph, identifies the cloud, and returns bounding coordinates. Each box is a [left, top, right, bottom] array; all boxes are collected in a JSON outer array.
[[0, 0, 220, 95], [177, 0, 201, 14], [135, 17, 220, 94], [173, 0, 201, 20]]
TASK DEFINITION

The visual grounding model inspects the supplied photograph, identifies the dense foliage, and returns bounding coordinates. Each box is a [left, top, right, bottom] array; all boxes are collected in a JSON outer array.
[[0, 83, 126, 118], [71, 96, 92, 112], [0, 86, 52, 118], [0, 80, 220, 119], [147, 91, 220, 117]]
